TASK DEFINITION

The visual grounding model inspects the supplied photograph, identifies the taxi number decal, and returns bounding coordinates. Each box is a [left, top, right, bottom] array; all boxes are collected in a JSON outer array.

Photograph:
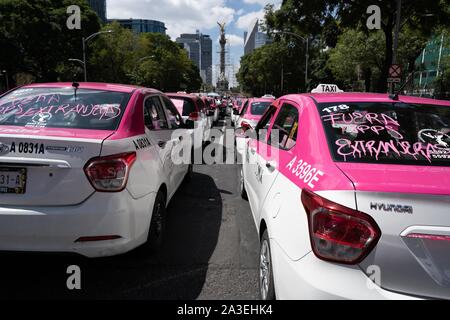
[[286, 156, 324, 188], [322, 104, 349, 114], [133, 137, 152, 150], [10, 142, 45, 154]]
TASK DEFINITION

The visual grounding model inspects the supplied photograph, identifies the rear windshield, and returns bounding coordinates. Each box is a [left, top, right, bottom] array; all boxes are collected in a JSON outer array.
[[0, 87, 130, 130], [170, 97, 196, 116], [250, 101, 271, 115], [318, 102, 450, 166]]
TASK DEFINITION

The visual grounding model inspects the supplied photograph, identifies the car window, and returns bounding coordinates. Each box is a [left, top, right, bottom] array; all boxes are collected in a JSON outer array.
[[318, 102, 450, 166], [240, 100, 249, 116], [250, 101, 272, 115], [161, 96, 182, 129], [170, 97, 196, 116], [269, 103, 299, 150], [256, 105, 277, 142], [144, 96, 169, 130], [0, 87, 130, 130]]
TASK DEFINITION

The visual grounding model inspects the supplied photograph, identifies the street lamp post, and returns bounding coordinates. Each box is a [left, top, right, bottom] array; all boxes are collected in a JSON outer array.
[[274, 31, 309, 91], [1, 70, 9, 91], [82, 30, 113, 82]]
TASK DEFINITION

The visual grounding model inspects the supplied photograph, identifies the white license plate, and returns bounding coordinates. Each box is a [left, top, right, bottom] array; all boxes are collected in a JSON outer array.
[[0, 168, 27, 194]]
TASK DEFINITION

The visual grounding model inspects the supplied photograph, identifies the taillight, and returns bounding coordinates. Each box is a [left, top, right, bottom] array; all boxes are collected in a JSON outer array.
[[84, 152, 136, 192], [301, 189, 381, 264], [241, 121, 251, 131], [189, 112, 199, 121]]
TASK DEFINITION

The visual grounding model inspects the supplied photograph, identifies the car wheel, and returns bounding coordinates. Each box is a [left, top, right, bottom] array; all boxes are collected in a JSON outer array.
[[146, 191, 166, 253], [238, 167, 248, 200], [259, 230, 276, 300]]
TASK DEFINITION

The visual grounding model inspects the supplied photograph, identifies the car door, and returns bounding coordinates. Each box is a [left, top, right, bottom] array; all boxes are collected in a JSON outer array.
[[252, 101, 300, 222], [143, 95, 179, 194], [160, 95, 190, 191], [244, 104, 278, 219]]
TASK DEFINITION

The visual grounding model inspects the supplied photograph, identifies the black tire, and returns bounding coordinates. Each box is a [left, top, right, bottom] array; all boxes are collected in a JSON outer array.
[[259, 229, 276, 300], [184, 164, 193, 183], [146, 191, 166, 253], [238, 166, 248, 200]]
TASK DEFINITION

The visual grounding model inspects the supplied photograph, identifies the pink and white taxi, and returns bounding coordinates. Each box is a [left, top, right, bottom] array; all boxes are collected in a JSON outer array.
[[0, 82, 192, 257], [236, 97, 275, 130], [238, 84, 450, 300]]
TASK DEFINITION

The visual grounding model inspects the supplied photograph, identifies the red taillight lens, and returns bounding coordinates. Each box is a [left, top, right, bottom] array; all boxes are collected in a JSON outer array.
[[84, 152, 136, 192], [301, 189, 381, 264], [189, 112, 199, 121], [241, 121, 251, 131]]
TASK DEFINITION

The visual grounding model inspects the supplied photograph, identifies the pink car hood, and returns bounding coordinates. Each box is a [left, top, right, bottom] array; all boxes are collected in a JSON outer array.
[[336, 162, 450, 195]]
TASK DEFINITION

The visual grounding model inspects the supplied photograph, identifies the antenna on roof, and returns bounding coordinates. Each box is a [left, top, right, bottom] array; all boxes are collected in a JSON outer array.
[[389, 72, 414, 101]]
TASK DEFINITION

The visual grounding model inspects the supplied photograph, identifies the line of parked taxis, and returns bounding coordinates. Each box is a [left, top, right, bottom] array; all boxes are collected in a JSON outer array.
[[0, 82, 449, 301]]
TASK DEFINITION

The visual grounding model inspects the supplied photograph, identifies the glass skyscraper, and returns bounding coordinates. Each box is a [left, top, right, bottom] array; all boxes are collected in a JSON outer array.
[[87, 0, 107, 23]]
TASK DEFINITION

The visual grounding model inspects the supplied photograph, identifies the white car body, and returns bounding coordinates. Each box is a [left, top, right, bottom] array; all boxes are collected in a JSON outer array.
[[0, 83, 191, 258], [241, 93, 450, 300]]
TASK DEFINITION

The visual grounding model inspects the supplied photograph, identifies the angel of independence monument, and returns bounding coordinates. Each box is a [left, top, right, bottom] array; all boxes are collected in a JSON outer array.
[[216, 22, 229, 93]]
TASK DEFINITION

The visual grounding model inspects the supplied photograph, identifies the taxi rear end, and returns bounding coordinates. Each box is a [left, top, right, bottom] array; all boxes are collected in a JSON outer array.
[[238, 98, 274, 130], [271, 92, 450, 299], [0, 83, 155, 257]]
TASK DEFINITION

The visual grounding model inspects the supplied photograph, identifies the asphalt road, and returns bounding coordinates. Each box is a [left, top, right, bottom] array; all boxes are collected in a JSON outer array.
[[0, 117, 260, 300]]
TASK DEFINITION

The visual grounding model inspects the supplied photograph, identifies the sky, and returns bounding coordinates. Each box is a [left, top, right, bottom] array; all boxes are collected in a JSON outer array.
[[106, 0, 282, 67]]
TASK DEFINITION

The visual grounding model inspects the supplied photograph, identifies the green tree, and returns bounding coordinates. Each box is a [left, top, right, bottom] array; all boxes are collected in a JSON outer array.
[[264, 0, 449, 92], [0, 0, 101, 84], [332, 0, 449, 92]]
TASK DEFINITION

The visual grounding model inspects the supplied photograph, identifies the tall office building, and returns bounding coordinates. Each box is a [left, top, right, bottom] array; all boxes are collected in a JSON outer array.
[[108, 19, 166, 34], [244, 19, 272, 55], [87, 0, 107, 23], [176, 31, 213, 85], [413, 33, 449, 95]]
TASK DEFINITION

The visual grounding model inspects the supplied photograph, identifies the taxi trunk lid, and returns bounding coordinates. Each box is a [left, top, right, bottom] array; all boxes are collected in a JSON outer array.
[[0, 128, 112, 206], [336, 162, 450, 299]]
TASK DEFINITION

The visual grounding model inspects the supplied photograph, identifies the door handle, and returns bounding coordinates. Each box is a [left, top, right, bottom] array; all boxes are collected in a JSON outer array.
[[265, 161, 276, 171], [158, 141, 166, 148]]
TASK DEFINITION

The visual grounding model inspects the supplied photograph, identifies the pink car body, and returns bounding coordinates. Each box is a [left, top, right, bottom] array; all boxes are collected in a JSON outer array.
[[236, 97, 275, 129], [242, 92, 450, 299]]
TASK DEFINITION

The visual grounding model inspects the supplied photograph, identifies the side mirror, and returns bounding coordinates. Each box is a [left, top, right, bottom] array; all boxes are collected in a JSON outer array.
[[235, 127, 248, 139]]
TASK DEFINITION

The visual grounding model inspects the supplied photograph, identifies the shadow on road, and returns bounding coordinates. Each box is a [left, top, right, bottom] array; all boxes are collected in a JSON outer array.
[[0, 171, 223, 300]]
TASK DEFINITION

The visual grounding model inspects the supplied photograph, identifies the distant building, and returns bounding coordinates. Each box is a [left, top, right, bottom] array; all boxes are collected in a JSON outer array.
[[413, 33, 449, 96], [244, 19, 272, 55], [108, 19, 166, 34], [87, 0, 107, 23], [176, 31, 213, 85]]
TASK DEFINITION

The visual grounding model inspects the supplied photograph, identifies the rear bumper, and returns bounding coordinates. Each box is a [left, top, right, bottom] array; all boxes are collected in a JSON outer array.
[[0, 191, 156, 258], [271, 239, 420, 300]]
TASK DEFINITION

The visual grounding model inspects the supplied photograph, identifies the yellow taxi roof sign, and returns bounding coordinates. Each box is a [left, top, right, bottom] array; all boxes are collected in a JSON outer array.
[[311, 84, 344, 93]]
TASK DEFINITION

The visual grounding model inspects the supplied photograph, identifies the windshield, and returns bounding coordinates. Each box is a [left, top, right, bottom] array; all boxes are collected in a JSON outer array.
[[0, 87, 130, 130], [318, 102, 450, 166], [250, 101, 271, 115]]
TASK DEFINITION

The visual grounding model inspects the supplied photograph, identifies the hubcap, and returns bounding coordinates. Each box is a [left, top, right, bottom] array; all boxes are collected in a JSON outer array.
[[260, 240, 270, 300]]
